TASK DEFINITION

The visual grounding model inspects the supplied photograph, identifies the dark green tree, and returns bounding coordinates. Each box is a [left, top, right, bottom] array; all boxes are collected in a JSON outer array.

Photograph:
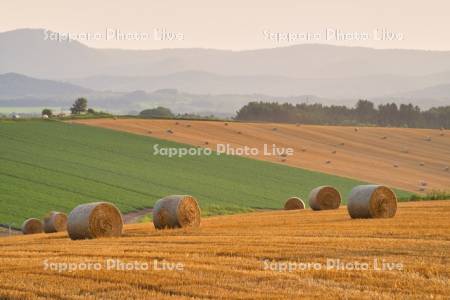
[[41, 108, 53, 117], [70, 98, 88, 115]]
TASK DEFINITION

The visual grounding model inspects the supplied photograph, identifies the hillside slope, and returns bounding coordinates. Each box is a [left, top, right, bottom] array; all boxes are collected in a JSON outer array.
[[0, 201, 449, 299], [75, 119, 450, 192], [0, 120, 383, 225]]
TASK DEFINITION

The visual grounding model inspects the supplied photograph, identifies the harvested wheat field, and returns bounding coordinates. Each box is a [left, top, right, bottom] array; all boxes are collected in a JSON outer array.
[[74, 119, 450, 192], [0, 201, 449, 299]]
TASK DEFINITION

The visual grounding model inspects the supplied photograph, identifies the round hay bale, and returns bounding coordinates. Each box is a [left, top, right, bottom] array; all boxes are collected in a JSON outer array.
[[224, 122, 229, 126], [445, 166, 449, 172], [21, 218, 43, 235], [153, 195, 201, 229], [284, 197, 305, 210], [347, 185, 397, 218], [67, 202, 123, 240], [308, 186, 341, 210], [167, 129, 174, 134], [43, 211, 68, 233], [419, 181, 428, 187]]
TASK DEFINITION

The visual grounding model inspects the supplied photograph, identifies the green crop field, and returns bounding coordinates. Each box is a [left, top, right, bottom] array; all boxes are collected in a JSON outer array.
[[0, 120, 412, 226]]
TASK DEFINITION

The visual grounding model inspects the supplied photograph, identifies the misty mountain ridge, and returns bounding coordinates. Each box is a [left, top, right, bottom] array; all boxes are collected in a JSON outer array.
[[1, 28, 450, 111], [0, 72, 90, 98]]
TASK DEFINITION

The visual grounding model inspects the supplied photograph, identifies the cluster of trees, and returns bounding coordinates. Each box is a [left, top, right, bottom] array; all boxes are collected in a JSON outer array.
[[139, 107, 217, 120], [235, 100, 450, 129], [42, 98, 103, 117], [140, 106, 174, 118]]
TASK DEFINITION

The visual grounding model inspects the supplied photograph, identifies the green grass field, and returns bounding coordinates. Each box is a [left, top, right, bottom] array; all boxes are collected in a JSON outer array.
[[0, 120, 412, 226]]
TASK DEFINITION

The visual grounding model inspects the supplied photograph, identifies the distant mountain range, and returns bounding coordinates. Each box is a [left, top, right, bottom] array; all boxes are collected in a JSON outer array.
[[1, 28, 450, 113], [0, 73, 90, 97], [0, 73, 326, 115]]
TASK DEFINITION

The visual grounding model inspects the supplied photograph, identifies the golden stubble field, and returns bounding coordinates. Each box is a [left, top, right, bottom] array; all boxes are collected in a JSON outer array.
[[74, 119, 450, 193], [0, 201, 449, 299]]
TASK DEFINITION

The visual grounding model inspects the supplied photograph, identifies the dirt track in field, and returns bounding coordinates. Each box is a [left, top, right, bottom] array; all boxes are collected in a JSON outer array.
[[74, 119, 450, 192], [0, 201, 449, 299]]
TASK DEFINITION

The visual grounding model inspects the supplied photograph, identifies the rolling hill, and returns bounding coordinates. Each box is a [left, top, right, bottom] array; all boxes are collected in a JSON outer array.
[[0, 119, 395, 225], [0, 73, 90, 98], [75, 119, 450, 192]]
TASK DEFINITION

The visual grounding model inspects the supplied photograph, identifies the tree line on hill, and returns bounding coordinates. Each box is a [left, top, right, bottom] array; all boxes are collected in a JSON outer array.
[[235, 100, 450, 129]]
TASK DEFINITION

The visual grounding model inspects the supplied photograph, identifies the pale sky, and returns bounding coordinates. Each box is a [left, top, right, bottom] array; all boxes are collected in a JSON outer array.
[[2, 0, 450, 51]]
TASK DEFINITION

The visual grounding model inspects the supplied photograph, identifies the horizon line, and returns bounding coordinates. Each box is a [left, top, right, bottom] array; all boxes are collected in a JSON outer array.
[[2, 27, 450, 53]]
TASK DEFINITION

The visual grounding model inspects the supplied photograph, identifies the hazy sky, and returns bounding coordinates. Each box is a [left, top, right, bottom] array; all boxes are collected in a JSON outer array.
[[2, 0, 450, 51]]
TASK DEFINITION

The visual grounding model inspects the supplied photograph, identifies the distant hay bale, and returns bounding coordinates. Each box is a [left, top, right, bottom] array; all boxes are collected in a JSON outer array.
[[401, 148, 409, 154], [381, 136, 388, 140], [301, 147, 307, 152], [296, 123, 301, 127], [186, 124, 192, 128], [67, 202, 123, 240], [347, 185, 397, 219], [419, 162, 425, 167], [204, 141, 209, 145], [425, 136, 432, 141], [419, 180, 427, 187], [153, 195, 201, 229], [393, 164, 399, 168], [237, 131, 242, 135], [175, 121, 180, 125], [308, 186, 341, 210], [444, 166, 449, 172], [284, 197, 305, 210], [148, 130, 152, 134], [167, 129, 174, 134], [354, 128, 359, 132], [272, 127, 278, 131], [281, 158, 287, 162], [338, 142, 345, 146], [332, 150, 337, 154], [43, 211, 68, 233], [325, 160, 332, 164], [21, 218, 43, 235], [224, 122, 229, 126], [418, 187, 426, 192]]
